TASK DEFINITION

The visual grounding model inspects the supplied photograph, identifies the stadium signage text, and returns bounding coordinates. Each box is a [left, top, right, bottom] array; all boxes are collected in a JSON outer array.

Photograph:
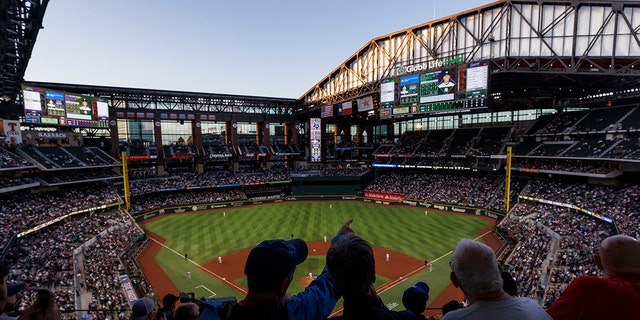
[[364, 190, 405, 202], [485, 212, 498, 219], [37, 132, 67, 138], [396, 55, 465, 75]]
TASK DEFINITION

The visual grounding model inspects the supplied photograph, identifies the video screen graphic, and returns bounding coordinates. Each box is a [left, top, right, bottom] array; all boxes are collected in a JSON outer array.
[[23, 87, 43, 116], [399, 74, 419, 104], [22, 85, 109, 128], [463, 61, 488, 105], [419, 69, 455, 104], [96, 98, 109, 121], [380, 78, 395, 106], [45, 91, 66, 117], [65, 94, 92, 120]]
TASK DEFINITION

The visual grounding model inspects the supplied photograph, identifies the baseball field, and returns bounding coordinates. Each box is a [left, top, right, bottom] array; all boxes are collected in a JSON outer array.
[[138, 201, 497, 315]]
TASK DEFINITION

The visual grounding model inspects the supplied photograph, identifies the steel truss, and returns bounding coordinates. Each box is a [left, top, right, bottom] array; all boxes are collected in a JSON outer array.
[[0, 0, 48, 100], [300, 0, 640, 112]]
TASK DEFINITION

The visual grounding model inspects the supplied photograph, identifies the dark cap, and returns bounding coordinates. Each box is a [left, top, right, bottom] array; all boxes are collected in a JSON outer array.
[[442, 299, 463, 315], [162, 293, 180, 306], [132, 297, 155, 320], [402, 282, 430, 312], [0, 261, 8, 283], [7, 282, 25, 296], [244, 239, 308, 292]]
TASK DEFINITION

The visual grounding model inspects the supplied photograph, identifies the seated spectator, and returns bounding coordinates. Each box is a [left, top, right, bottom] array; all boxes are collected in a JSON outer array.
[[546, 234, 640, 319], [18, 289, 62, 320], [0, 262, 8, 314], [161, 293, 180, 320], [4, 282, 25, 318], [173, 302, 199, 320], [441, 300, 463, 316], [131, 297, 157, 320], [444, 239, 550, 320], [501, 271, 517, 296], [219, 220, 351, 320], [326, 232, 427, 319], [402, 282, 430, 319]]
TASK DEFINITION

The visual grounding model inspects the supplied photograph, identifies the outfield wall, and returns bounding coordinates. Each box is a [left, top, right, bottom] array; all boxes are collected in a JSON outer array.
[[132, 195, 505, 223]]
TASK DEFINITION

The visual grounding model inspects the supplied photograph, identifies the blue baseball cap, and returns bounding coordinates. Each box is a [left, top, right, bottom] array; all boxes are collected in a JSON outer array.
[[131, 297, 155, 320], [402, 282, 430, 312], [244, 239, 308, 292]]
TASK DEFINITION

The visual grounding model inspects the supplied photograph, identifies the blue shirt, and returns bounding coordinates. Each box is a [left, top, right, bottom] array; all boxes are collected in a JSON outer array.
[[287, 265, 340, 320]]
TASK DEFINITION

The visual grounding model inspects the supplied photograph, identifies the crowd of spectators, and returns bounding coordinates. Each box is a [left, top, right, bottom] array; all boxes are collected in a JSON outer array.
[[129, 189, 247, 214], [496, 216, 550, 299], [0, 185, 121, 250], [0, 157, 637, 319], [0, 147, 33, 168], [521, 179, 640, 237], [126, 169, 292, 196], [499, 200, 616, 309], [604, 135, 640, 160], [0, 176, 37, 190], [36, 169, 122, 185], [6, 208, 136, 319], [533, 111, 586, 135], [81, 222, 142, 320], [365, 172, 521, 211], [513, 159, 618, 174]]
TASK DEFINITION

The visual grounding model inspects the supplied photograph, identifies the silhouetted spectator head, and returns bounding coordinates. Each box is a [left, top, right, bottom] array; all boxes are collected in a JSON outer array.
[[402, 281, 430, 315], [131, 297, 156, 320], [174, 302, 199, 320], [501, 271, 517, 296], [244, 239, 308, 295], [326, 233, 376, 298], [595, 234, 640, 277], [442, 300, 463, 315]]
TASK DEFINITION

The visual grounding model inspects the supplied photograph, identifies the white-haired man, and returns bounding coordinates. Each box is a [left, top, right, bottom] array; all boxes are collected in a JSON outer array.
[[443, 239, 550, 320]]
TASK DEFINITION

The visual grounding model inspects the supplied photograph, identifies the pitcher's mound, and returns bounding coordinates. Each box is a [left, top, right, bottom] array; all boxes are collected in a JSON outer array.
[[299, 276, 317, 286]]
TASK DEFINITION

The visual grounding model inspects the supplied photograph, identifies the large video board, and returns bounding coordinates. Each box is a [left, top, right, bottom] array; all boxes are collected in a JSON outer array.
[[379, 61, 488, 118], [22, 85, 109, 128]]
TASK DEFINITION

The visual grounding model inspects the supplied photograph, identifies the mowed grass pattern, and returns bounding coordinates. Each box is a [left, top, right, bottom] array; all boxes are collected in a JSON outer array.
[[143, 201, 493, 309]]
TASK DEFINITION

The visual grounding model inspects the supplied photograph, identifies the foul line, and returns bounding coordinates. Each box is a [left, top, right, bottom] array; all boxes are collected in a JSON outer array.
[[147, 236, 247, 294], [328, 230, 492, 317]]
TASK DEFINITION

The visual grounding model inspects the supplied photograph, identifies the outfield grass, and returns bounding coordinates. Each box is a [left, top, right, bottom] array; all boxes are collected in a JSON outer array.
[[142, 201, 493, 310]]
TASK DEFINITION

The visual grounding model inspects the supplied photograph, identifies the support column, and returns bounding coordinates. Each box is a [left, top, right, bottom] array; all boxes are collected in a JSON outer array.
[[154, 119, 165, 174], [109, 117, 119, 158], [193, 119, 203, 173]]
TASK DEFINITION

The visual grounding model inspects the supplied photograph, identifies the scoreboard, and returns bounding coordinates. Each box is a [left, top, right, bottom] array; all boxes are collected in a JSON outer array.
[[23, 85, 109, 128], [379, 60, 489, 118]]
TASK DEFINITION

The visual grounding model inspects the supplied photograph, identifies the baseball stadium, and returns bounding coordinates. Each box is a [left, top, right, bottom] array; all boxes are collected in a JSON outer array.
[[1, 0, 639, 319]]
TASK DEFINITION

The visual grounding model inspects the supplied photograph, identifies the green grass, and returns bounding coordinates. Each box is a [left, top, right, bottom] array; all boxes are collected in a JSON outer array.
[[142, 201, 493, 310]]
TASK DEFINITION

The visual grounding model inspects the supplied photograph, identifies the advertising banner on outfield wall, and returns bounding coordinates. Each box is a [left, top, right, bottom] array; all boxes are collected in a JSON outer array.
[[364, 190, 405, 202]]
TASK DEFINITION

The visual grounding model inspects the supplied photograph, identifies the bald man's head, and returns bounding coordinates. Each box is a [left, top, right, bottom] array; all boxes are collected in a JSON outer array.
[[596, 235, 640, 277]]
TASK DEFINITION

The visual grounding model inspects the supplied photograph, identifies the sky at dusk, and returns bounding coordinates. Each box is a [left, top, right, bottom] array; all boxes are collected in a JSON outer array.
[[24, 0, 493, 99]]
